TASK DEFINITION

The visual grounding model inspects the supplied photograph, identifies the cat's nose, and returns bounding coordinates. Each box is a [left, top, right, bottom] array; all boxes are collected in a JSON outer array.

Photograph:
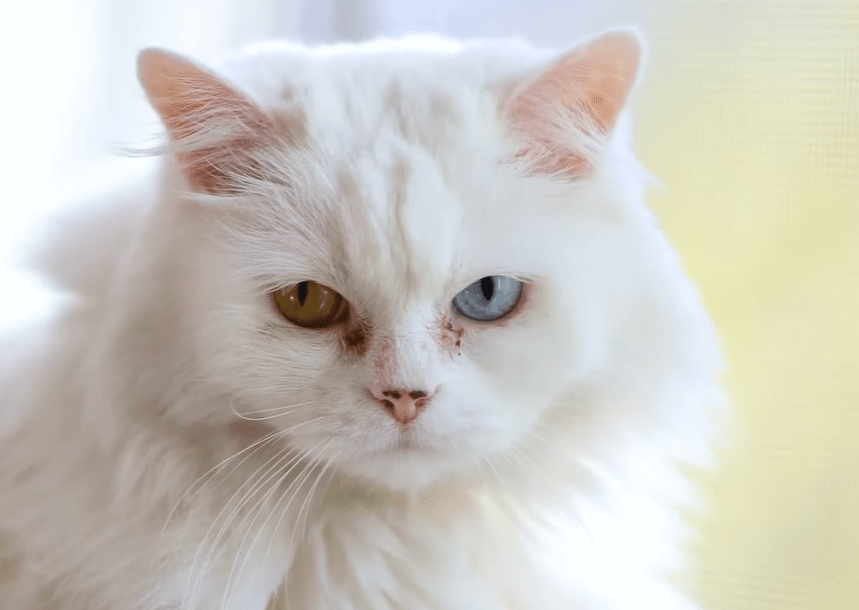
[[368, 387, 433, 426]]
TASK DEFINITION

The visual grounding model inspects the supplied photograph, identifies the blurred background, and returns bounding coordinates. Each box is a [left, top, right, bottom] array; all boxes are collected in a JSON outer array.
[[0, 1, 856, 608]]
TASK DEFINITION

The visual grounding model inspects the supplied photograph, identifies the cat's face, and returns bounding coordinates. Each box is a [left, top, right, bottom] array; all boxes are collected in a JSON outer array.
[[138, 34, 714, 491], [193, 138, 606, 490]]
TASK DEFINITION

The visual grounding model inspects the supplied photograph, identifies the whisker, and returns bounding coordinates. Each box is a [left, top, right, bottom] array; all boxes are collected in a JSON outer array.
[[184, 414, 333, 610], [223, 440, 328, 608], [285, 442, 337, 559], [233, 409, 309, 422], [173, 413, 330, 548], [269, 446, 341, 570], [481, 455, 512, 497], [215, 450, 302, 610], [511, 445, 539, 469], [524, 427, 552, 446], [229, 398, 316, 419], [185, 443, 298, 610], [502, 448, 531, 473], [162, 428, 286, 537], [235, 402, 315, 416]]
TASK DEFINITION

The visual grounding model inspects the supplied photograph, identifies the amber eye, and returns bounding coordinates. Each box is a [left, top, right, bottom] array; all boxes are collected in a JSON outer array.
[[273, 281, 346, 329]]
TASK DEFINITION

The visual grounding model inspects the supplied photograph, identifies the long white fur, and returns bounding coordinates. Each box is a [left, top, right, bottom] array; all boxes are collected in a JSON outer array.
[[0, 32, 725, 610]]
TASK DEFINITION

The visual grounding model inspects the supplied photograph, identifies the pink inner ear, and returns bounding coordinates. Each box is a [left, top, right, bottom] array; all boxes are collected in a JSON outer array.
[[504, 31, 641, 179], [138, 49, 276, 194]]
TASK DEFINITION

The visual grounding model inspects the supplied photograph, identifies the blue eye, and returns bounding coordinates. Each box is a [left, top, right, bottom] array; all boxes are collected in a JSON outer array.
[[452, 276, 523, 322]]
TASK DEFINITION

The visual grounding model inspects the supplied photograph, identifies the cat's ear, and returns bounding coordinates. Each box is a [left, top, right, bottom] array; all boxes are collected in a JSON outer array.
[[504, 30, 643, 179], [137, 48, 276, 194]]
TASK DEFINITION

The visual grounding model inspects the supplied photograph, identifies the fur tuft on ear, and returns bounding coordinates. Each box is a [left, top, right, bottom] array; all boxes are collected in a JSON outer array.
[[504, 29, 643, 179], [137, 48, 277, 194]]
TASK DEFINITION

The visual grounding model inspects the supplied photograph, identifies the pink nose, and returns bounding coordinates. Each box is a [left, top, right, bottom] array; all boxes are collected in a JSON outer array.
[[369, 387, 433, 425]]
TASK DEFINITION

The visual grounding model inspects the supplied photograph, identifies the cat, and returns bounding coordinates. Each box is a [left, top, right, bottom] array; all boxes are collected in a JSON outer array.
[[0, 28, 726, 610]]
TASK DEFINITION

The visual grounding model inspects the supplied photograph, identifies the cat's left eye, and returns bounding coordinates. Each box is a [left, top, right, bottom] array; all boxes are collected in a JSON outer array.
[[452, 276, 524, 322], [273, 281, 347, 329]]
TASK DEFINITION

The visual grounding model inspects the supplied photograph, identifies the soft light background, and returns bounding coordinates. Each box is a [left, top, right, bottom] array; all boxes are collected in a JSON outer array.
[[0, 1, 856, 609]]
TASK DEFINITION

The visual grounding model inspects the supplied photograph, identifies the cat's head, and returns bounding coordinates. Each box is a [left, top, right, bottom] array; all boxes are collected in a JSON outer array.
[[134, 32, 720, 491]]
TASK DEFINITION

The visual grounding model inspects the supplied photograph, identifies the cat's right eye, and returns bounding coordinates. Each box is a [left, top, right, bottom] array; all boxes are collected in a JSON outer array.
[[273, 281, 347, 329], [452, 276, 524, 322]]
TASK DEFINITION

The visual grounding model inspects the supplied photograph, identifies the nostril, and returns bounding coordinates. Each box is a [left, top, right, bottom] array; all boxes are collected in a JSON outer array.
[[368, 387, 435, 425], [379, 398, 396, 414]]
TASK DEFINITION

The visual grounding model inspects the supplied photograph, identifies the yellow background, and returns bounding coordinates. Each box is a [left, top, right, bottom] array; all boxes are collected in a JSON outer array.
[[636, 1, 858, 608]]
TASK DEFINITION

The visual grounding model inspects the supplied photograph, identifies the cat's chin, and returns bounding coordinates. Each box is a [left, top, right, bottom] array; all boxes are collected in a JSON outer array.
[[335, 446, 472, 492]]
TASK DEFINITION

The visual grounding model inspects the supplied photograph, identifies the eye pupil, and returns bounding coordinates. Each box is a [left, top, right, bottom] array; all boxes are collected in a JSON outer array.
[[297, 281, 308, 306], [480, 277, 494, 301]]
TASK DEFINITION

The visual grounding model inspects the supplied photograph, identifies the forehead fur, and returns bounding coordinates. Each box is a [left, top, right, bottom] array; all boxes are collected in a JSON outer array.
[[209, 36, 644, 317], [216, 36, 554, 140]]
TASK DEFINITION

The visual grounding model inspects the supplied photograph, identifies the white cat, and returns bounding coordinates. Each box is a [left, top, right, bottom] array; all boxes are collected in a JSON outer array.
[[0, 29, 725, 610]]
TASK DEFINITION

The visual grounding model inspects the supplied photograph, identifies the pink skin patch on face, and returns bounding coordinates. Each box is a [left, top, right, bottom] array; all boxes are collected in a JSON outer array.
[[370, 335, 395, 389], [337, 307, 371, 358], [439, 315, 464, 357]]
